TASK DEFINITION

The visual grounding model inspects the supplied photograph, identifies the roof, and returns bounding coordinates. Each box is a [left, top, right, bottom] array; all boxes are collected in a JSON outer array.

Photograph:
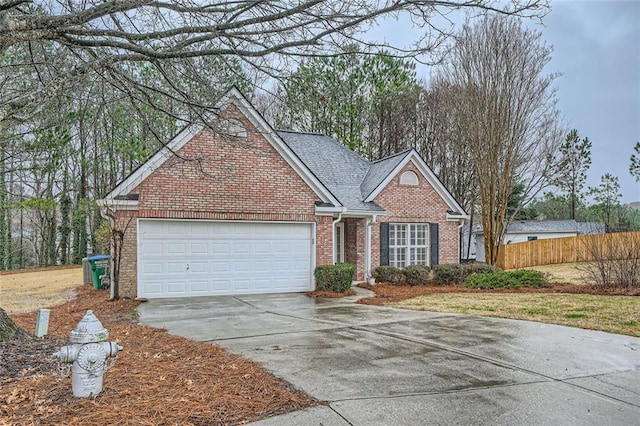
[[576, 222, 606, 235], [278, 132, 467, 216], [361, 151, 411, 199], [277, 131, 385, 212], [102, 87, 467, 218], [474, 220, 606, 235]]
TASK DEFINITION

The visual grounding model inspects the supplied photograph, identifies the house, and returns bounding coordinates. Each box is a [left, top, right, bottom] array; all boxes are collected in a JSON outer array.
[[99, 87, 468, 299], [474, 219, 605, 263]]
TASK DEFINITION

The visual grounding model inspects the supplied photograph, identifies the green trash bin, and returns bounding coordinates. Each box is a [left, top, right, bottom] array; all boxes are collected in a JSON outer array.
[[87, 254, 110, 290]]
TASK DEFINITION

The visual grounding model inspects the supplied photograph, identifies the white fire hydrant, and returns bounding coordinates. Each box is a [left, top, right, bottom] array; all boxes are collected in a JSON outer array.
[[53, 310, 123, 397]]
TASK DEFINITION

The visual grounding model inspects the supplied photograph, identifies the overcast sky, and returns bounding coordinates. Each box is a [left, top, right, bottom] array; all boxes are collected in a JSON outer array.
[[375, 0, 640, 203], [539, 1, 640, 203]]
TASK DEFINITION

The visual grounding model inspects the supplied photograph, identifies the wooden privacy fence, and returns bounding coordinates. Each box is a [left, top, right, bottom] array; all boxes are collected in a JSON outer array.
[[496, 231, 640, 270]]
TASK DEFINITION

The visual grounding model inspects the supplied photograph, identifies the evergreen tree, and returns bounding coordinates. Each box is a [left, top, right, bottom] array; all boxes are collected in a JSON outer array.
[[553, 129, 591, 219]]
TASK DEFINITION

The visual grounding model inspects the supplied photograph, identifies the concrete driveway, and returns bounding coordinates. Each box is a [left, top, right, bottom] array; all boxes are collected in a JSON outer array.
[[137, 289, 640, 425]]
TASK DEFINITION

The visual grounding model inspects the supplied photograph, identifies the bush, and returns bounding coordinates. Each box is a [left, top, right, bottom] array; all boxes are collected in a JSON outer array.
[[432, 264, 468, 285], [402, 265, 431, 286], [465, 269, 550, 289], [373, 266, 405, 284], [314, 263, 356, 293], [466, 263, 501, 276]]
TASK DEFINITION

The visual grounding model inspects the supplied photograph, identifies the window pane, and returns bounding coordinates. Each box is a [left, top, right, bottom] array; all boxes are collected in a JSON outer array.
[[397, 248, 406, 268], [398, 225, 406, 246]]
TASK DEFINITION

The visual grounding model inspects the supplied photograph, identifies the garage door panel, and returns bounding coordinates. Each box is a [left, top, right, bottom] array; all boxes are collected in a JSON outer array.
[[190, 262, 208, 273], [167, 282, 186, 293], [191, 243, 208, 253], [138, 220, 313, 298], [190, 281, 209, 293]]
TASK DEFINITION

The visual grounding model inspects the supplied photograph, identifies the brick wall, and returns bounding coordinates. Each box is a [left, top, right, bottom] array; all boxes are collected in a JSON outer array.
[[372, 160, 461, 269], [113, 210, 139, 299], [116, 103, 329, 298]]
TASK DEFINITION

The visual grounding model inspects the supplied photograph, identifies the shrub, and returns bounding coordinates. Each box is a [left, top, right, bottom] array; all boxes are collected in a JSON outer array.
[[432, 264, 468, 285], [373, 266, 405, 284], [465, 269, 550, 289], [466, 263, 501, 276], [314, 263, 356, 293], [402, 265, 431, 286]]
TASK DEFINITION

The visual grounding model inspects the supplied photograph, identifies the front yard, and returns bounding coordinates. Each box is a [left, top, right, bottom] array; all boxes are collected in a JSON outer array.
[[2, 262, 638, 423], [1, 283, 316, 425], [358, 262, 640, 337], [391, 292, 640, 337]]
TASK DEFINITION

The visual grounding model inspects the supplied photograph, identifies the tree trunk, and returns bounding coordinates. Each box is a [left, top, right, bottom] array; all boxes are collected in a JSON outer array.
[[0, 308, 30, 341]]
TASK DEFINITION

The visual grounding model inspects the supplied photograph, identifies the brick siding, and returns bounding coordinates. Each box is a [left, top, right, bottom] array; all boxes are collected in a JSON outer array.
[[113, 104, 460, 297], [372, 160, 461, 270]]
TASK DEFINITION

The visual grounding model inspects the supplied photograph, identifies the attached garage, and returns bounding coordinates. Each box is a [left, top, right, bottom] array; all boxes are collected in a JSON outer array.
[[137, 220, 314, 298]]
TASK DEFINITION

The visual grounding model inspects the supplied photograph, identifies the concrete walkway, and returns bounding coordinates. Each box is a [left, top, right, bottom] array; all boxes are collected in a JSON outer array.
[[138, 288, 640, 425]]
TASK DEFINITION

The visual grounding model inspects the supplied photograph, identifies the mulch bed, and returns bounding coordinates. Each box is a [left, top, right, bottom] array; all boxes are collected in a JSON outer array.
[[306, 289, 356, 298], [357, 282, 640, 305], [1, 285, 317, 425]]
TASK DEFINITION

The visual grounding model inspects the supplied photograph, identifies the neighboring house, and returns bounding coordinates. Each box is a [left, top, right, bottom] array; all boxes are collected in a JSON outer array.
[[474, 220, 606, 263], [99, 87, 468, 299]]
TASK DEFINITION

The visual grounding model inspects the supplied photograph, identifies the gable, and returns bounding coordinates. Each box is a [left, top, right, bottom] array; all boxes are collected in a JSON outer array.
[[374, 160, 454, 220], [136, 104, 321, 215], [366, 150, 467, 218], [101, 87, 339, 209]]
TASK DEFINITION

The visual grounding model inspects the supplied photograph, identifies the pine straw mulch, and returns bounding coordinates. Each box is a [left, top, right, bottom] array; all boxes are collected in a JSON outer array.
[[357, 282, 640, 305], [306, 289, 356, 298], [0, 285, 317, 425]]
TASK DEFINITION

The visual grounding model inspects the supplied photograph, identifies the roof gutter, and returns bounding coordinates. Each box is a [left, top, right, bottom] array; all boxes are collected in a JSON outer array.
[[97, 198, 139, 211]]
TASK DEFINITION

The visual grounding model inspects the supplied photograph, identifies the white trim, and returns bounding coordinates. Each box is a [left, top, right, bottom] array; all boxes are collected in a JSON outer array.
[[102, 87, 340, 208], [97, 198, 139, 210], [364, 150, 468, 217], [340, 210, 388, 218], [136, 218, 316, 297], [315, 206, 344, 215], [446, 213, 469, 221], [399, 170, 419, 186]]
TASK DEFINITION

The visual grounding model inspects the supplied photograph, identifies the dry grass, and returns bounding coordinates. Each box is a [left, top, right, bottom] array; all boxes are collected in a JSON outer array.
[[0, 266, 83, 314], [515, 262, 587, 284], [392, 293, 640, 337]]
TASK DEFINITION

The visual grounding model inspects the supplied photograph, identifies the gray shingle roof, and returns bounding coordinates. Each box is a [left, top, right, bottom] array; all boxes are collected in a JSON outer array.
[[278, 131, 387, 211], [474, 220, 606, 235], [360, 150, 411, 199]]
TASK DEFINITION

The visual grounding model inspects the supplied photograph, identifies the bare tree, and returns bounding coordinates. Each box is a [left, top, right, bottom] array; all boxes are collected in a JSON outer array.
[[0, 0, 549, 124], [437, 15, 563, 265]]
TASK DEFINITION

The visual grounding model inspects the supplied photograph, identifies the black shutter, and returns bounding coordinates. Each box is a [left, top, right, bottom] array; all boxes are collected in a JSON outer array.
[[429, 223, 439, 266], [380, 222, 389, 266]]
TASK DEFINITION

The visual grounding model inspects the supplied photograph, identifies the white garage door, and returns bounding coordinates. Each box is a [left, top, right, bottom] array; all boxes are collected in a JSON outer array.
[[138, 220, 314, 298]]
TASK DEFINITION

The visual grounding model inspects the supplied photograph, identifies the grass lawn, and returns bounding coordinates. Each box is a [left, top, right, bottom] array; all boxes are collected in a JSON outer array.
[[392, 293, 640, 337], [0, 266, 83, 314]]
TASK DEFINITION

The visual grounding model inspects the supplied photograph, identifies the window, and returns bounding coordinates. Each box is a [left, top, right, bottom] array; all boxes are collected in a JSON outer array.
[[389, 223, 429, 268], [527, 236, 538, 241], [399, 171, 419, 186]]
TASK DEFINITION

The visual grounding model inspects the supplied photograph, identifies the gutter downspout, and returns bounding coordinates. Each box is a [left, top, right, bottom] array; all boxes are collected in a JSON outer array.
[[331, 208, 346, 264], [365, 215, 377, 279], [457, 220, 465, 264]]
